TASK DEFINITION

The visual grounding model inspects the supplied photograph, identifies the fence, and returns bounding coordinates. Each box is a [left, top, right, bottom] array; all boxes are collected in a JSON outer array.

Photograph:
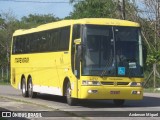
[[0, 65, 10, 83], [144, 64, 160, 88], [0, 64, 160, 87]]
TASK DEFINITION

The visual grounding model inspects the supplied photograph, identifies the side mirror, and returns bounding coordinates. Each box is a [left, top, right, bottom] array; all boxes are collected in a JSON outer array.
[[74, 38, 82, 60], [74, 39, 82, 79]]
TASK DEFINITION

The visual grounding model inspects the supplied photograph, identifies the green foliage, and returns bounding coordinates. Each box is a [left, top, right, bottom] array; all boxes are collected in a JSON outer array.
[[68, 0, 139, 20], [21, 14, 59, 28], [0, 17, 5, 29], [147, 51, 160, 66], [69, 0, 116, 19]]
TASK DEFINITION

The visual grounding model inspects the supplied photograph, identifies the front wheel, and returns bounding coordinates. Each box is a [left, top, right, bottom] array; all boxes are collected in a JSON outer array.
[[113, 99, 125, 106], [66, 82, 77, 106]]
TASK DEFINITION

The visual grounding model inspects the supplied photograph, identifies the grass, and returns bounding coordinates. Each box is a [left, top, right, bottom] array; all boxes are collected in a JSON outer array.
[[0, 79, 10, 85], [0, 82, 10, 85], [0, 96, 87, 119]]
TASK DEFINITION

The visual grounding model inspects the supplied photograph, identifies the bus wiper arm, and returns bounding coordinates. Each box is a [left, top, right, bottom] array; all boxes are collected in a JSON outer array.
[[100, 61, 115, 77], [100, 68, 107, 77]]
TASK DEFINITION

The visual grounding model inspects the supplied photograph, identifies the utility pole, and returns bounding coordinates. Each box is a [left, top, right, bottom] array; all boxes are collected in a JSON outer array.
[[157, 0, 160, 36], [118, 0, 126, 19], [117, 0, 126, 20], [155, 0, 160, 50], [122, 0, 126, 19], [153, 0, 160, 90]]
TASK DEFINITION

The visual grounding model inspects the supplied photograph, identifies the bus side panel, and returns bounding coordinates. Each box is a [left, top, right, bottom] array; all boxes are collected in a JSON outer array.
[[11, 55, 30, 89], [29, 53, 62, 95], [10, 56, 20, 89], [56, 52, 70, 95]]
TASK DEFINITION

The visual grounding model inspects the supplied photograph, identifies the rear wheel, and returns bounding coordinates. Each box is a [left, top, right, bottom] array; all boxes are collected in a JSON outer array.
[[66, 82, 76, 106], [113, 99, 125, 106], [28, 78, 37, 98], [21, 78, 28, 97]]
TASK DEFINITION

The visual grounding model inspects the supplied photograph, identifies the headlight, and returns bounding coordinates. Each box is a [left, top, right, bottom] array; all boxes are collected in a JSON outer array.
[[82, 80, 101, 86], [130, 82, 142, 87]]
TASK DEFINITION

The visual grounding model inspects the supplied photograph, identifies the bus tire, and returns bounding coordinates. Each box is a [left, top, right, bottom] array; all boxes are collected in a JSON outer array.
[[66, 82, 76, 106], [113, 99, 125, 106], [21, 78, 28, 97], [28, 78, 37, 98]]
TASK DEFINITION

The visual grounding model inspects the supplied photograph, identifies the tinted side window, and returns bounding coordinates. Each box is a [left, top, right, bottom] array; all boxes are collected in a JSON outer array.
[[23, 36, 29, 53], [29, 34, 36, 53], [12, 26, 71, 54], [12, 37, 17, 54], [59, 26, 70, 51], [50, 30, 58, 51], [39, 32, 47, 52], [12, 36, 25, 54]]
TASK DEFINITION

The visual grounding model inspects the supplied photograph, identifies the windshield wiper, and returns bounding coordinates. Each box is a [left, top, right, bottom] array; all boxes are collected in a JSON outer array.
[[100, 60, 115, 77], [100, 67, 108, 77], [101, 27, 115, 77]]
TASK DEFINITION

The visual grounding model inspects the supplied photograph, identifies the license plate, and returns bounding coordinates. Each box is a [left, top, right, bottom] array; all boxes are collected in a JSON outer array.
[[110, 91, 120, 94]]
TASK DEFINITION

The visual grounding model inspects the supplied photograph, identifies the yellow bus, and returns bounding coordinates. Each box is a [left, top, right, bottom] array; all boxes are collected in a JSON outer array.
[[10, 18, 144, 106]]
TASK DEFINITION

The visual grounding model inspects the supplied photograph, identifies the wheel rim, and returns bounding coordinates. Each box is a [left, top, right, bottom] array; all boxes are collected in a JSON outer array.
[[67, 85, 71, 99], [28, 81, 32, 97], [22, 82, 26, 94]]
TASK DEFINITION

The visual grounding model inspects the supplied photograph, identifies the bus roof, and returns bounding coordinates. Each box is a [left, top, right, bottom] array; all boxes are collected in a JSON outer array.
[[13, 18, 140, 36]]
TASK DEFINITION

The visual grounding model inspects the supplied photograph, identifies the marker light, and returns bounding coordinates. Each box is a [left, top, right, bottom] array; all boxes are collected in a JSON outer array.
[[132, 91, 141, 95], [88, 90, 98, 94], [82, 80, 101, 86], [130, 82, 142, 87]]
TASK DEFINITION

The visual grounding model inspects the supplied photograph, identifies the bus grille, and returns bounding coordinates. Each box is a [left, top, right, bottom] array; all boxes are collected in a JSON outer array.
[[117, 82, 129, 85], [101, 82, 129, 86], [101, 82, 114, 85]]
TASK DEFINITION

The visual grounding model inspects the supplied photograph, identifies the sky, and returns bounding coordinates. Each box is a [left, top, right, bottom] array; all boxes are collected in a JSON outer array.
[[0, 0, 150, 20], [0, 0, 73, 19]]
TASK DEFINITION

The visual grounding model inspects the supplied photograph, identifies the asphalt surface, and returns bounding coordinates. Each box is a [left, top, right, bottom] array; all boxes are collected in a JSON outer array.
[[0, 85, 160, 120]]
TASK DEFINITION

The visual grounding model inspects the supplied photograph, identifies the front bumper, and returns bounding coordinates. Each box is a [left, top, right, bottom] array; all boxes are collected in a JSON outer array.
[[79, 86, 143, 100]]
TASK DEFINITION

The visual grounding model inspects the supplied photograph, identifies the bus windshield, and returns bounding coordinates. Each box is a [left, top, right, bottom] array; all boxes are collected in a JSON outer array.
[[82, 25, 143, 77]]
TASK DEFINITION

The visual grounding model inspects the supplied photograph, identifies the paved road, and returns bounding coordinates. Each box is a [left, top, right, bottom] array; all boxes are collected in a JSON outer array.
[[0, 85, 160, 120]]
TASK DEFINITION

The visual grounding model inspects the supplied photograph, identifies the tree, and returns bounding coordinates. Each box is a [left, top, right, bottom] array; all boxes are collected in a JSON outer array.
[[21, 14, 59, 28], [0, 11, 18, 81], [69, 0, 141, 20], [69, 0, 117, 18], [138, 0, 160, 88]]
